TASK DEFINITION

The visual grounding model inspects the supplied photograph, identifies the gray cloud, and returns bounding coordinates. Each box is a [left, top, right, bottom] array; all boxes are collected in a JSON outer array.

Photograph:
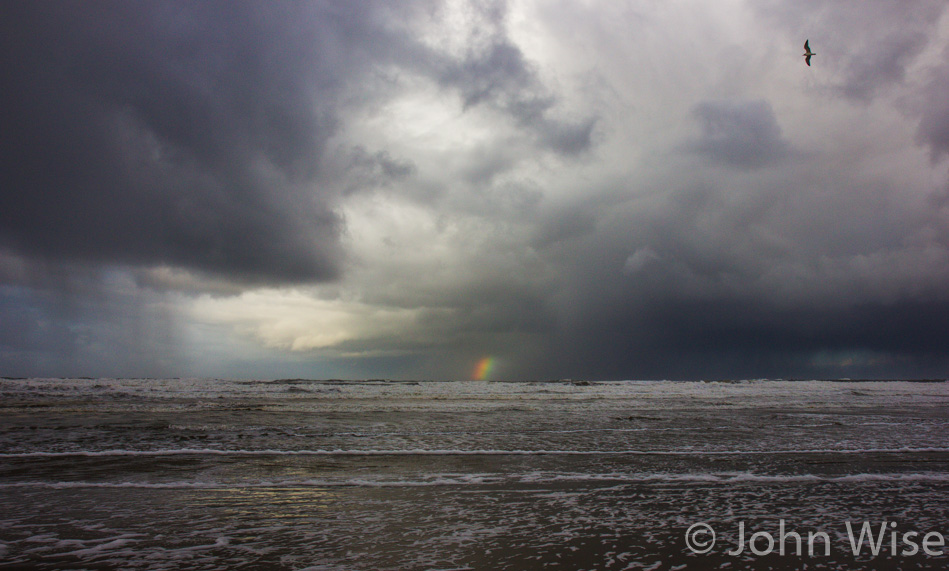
[[838, 32, 929, 102], [917, 53, 949, 161], [533, 209, 598, 248], [429, 3, 598, 155], [686, 100, 790, 169], [756, 0, 944, 101], [339, 147, 418, 196]]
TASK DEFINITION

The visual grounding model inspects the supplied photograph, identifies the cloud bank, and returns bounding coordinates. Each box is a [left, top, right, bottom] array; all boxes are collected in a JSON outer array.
[[2, 0, 949, 380]]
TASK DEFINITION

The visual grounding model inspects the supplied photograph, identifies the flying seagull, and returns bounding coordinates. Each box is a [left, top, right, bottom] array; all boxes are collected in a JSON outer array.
[[803, 39, 815, 66]]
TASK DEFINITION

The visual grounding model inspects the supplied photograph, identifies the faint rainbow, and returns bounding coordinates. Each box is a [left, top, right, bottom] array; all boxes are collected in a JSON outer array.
[[473, 356, 495, 381]]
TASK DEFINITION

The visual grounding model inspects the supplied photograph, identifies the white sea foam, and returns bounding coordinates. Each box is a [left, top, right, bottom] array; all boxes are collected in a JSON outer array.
[[3, 446, 947, 458], [2, 471, 949, 490], [58, 537, 138, 558]]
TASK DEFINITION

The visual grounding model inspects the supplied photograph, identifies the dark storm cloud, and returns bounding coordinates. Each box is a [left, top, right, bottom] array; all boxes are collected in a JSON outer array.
[[514, 178, 949, 381], [0, 0, 592, 287], [0, 0, 442, 376], [542, 291, 949, 381], [0, 1, 386, 283], [686, 100, 790, 169]]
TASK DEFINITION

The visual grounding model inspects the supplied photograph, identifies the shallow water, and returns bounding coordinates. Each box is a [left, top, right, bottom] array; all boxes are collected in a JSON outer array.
[[1, 378, 947, 569]]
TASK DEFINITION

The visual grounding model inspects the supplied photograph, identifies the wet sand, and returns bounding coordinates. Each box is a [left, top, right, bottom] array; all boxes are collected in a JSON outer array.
[[2, 476, 949, 570]]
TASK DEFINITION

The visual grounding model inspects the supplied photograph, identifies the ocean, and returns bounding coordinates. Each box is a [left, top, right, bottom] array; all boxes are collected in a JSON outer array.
[[0, 378, 947, 570]]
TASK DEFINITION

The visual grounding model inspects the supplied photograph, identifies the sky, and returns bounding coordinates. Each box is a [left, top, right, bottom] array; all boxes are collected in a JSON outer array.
[[2, 0, 949, 381]]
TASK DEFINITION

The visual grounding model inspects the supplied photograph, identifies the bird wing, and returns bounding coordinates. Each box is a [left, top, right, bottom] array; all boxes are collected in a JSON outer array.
[[805, 55, 811, 66], [804, 39, 810, 51]]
